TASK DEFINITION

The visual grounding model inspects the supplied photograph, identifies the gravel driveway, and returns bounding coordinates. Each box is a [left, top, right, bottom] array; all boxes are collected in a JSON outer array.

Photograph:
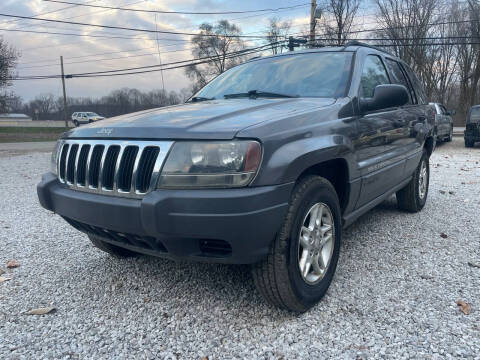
[[1, 138, 479, 359]]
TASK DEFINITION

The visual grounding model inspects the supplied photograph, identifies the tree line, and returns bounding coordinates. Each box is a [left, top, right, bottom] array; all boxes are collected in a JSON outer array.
[[1, 0, 480, 124], [6, 88, 191, 120]]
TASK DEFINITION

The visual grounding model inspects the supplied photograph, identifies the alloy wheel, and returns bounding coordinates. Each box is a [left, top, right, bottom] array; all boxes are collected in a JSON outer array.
[[298, 202, 335, 285]]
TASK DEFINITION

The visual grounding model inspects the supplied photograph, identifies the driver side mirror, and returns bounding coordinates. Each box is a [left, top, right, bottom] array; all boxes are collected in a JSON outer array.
[[359, 84, 409, 113]]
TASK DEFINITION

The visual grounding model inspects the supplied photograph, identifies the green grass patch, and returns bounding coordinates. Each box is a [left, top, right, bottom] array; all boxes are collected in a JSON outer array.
[[0, 127, 70, 142]]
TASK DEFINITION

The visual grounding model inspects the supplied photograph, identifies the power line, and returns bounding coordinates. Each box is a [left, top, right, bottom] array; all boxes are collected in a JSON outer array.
[[9, 1, 300, 54], [0, 27, 191, 41], [42, 0, 309, 15], [17, 45, 166, 64], [0, 0, 97, 26], [12, 42, 285, 80], [17, 48, 194, 69], [12, 39, 480, 81], [0, 12, 269, 38]]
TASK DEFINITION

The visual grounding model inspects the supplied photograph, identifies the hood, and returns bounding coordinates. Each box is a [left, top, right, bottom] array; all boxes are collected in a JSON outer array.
[[64, 98, 336, 140]]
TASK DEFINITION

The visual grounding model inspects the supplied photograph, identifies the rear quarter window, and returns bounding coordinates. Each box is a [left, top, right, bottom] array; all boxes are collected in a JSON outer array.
[[385, 58, 414, 104], [403, 65, 428, 104]]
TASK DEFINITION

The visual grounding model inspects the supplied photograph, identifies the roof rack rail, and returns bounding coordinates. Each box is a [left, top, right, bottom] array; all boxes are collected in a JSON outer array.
[[343, 40, 393, 56]]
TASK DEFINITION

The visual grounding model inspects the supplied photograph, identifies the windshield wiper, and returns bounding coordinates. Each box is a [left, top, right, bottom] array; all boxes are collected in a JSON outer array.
[[188, 96, 215, 102], [224, 90, 297, 99]]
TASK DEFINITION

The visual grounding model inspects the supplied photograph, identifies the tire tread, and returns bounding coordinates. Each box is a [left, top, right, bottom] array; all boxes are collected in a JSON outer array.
[[252, 175, 340, 312]]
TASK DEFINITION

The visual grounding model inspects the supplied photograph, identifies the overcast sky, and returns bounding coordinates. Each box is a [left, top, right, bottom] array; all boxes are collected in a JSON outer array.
[[2, 0, 315, 101]]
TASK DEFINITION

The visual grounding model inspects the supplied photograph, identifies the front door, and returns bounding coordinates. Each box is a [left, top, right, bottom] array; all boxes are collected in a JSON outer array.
[[354, 54, 412, 208]]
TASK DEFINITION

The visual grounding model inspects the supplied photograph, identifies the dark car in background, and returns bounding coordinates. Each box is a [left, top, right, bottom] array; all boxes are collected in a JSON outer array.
[[465, 105, 480, 147], [37, 43, 436, 312], [430, 102, 454, 142]]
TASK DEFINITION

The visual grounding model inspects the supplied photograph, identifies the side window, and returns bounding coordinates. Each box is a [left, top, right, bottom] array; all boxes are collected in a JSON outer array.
[[359, 55, 390, 98], [385, 59, 414, 104], [440, 105, 448, 114], [403, 65, 428, 104]]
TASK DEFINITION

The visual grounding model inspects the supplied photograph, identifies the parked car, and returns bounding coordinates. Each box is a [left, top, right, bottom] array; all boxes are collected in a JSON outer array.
[[37, 42, 436, 312], [465, 105, 480, 147], [71, 112, 104, 127], [430, 102, 454, 142]]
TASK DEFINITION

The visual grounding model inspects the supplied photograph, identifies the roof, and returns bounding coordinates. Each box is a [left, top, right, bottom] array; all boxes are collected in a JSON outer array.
[[247, 41, 394, 64]]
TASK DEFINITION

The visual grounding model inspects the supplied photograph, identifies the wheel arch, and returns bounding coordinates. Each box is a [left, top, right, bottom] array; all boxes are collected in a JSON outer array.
[[424, 136, 435, 156], [296, 158, 350, 213]]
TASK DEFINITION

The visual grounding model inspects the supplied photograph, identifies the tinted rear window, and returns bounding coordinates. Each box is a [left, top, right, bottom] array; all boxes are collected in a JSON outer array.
[[385, 59, 413, 104], [404, 65, 428, 104]]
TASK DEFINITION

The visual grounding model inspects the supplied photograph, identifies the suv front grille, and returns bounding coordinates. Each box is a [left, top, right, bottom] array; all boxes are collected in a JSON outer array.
[[56, 140, 173, 198]]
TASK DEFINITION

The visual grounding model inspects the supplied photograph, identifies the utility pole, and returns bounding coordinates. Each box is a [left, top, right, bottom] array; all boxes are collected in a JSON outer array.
[[60, 56, 68, 128], [310, 0, 317, 47]]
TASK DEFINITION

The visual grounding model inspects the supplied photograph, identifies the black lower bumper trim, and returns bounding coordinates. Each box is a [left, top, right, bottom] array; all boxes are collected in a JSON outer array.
[[38, 173, 293, 264]]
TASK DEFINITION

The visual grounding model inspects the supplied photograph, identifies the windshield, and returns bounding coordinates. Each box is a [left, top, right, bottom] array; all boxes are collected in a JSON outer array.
[[193, 52, 353, 100], [469, 107, 480, 123]]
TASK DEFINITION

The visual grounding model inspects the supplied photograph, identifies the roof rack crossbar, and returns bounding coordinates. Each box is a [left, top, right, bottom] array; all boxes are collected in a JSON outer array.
[[342, 40, 394, 56]]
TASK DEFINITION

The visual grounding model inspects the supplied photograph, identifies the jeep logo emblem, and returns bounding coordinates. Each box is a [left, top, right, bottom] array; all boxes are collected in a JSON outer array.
[[97, 128, 113, 135]]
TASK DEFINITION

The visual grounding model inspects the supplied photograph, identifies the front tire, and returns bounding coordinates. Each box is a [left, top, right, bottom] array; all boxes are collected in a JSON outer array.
[[396, 150, 429, 212], [73, 120, 79, 127], [465, 139, 474, 148], [88, 234, 137, 257], [251, 176, 342, 312]]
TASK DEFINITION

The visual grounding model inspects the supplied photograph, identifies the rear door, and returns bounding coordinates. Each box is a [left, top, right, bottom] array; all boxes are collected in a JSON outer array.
[[354, 54, 412, 208], [399, 64, 434, 173]]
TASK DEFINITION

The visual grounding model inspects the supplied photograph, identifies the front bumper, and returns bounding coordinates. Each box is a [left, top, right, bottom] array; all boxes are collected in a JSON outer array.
[[465, 130, 480, 141], [37, 173, 293, 264]]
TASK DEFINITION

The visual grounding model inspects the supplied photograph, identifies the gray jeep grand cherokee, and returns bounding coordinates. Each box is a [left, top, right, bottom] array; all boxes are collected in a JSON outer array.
[[37, 42, 435, 312]]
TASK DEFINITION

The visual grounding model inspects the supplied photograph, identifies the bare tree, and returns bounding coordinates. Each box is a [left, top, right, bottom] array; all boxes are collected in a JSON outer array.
[[179, 88, 192, 102], [375, 0, 437, 74], [185, 20, 246, 91], [264, 17, 291, 54], [427, 2, 461, 105], [0, 38, 19, 112], [19, 88, 183, 120], [317, 0, 362, 45]]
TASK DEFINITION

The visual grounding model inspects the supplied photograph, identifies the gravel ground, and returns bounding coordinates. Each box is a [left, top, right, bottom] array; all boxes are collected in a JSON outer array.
[[1, 137, 479, 359]]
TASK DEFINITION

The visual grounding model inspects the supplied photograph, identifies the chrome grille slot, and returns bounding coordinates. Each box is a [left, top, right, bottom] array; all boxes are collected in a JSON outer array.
[[117, 146, 139, 191], [66, 144, 79, 184], [55, 140, 173, 198], [59, 144, 69, 181], [76, 145, 91, 186], [136, 147, 160, 193], [101, 145, 120, 190], [88, 145, 104, 188]]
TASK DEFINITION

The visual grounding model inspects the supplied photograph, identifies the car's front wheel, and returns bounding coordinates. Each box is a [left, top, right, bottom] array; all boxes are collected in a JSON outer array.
[[251, 176, 341, 312], [73, 120, 79, 127], [465, 139, 474, 148]]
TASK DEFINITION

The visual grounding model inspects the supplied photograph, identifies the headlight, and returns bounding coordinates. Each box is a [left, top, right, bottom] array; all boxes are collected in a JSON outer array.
[[50, 140, 62, 175], [158, 140, 262, 188]]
